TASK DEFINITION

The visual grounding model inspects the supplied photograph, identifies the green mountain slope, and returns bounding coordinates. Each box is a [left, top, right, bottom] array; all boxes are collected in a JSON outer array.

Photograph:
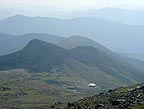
[[119, 56, 144, 72], [0, 69, 85, 109], [0, 39, 144, 89], [0, 39, 76, 72], [71, 46, 144, 83], [59, 35, 144, 74], [0, 69, 143, 109]]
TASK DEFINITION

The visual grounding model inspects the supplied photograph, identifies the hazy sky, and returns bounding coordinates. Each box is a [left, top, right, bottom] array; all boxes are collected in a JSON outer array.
[[0, 0, 144, 18], [1, 0, 144, 10]]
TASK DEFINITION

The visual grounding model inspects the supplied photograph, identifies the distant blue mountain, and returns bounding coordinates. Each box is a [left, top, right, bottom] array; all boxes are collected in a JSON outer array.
[[65, 8, 144, 25], [0, 14, 144, 53], [0, 33, 64, 56]]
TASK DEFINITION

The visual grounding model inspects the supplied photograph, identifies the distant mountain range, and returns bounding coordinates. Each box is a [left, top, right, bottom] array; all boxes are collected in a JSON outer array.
[[0, 33, 116, 56], [1, 8, 144, 26], [0, 14, 144, 53], [0, 33, 64, 55], [1, 33, 111, 56], [65, 8, 144, 25]]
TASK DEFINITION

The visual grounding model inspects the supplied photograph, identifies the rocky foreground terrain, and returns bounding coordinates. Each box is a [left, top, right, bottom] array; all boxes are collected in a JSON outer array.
[[50, 83, 144, 109]]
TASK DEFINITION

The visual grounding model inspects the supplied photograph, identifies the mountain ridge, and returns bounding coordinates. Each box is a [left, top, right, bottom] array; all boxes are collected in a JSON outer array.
[[58, 35, 111, 53], [0, 33, 64, 56], [0, 39, 144, 90]]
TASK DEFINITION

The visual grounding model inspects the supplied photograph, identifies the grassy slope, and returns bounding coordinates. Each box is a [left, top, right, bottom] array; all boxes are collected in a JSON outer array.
[[0, 69, 103, 109], [0, 69, 143, 109]]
